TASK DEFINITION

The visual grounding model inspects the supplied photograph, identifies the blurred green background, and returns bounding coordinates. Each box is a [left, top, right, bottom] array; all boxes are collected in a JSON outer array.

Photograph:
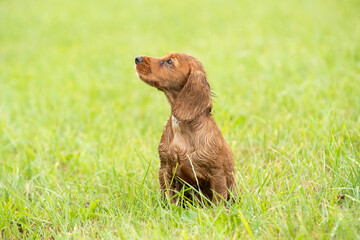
[[1, 0, 359, 238]]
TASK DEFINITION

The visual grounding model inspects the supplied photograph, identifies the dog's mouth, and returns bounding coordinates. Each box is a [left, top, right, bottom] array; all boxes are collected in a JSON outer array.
[[135, 63, 151, 78], [135, 68, 149, 82], [135, 65, 160, 88]]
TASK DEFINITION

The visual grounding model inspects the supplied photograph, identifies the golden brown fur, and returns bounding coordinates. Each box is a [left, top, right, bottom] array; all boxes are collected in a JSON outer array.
[[135, 53, 236, 205]]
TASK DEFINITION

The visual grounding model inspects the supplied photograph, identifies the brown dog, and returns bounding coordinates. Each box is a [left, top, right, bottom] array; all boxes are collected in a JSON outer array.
[[135, 53, 236, 205]]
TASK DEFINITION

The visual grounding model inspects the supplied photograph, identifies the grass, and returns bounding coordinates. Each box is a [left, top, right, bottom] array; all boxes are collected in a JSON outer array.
[[1, 0, 360, 238]]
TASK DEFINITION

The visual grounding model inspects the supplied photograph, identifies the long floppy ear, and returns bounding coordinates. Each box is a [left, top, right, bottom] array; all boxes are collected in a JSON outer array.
[[172, 70, 212, 121]]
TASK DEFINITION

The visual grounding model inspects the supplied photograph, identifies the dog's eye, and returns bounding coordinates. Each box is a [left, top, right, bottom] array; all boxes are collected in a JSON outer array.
[[166, 59, 172, 65]]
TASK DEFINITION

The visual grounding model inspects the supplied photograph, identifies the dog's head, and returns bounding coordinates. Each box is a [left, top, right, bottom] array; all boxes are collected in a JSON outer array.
[[135, 52, 212, 121]]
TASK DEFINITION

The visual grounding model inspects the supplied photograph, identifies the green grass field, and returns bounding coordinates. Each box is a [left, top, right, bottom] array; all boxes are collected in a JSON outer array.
[[1, 0, 360, 238]]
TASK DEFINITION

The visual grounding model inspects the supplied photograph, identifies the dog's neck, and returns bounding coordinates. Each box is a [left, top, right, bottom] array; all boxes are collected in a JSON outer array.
[[163, 90, 182, 131], [163, 90, 179, 108], [163, 89, 211, 132]]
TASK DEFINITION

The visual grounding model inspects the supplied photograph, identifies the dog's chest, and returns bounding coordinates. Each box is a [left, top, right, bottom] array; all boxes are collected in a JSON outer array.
[[158, 116, 194, 164], [171, 115, 180, 132], [170, 116, 190, 151]]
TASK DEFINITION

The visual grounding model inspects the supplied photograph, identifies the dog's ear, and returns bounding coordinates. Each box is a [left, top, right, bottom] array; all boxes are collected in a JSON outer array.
[[172, 70, 212, 121]]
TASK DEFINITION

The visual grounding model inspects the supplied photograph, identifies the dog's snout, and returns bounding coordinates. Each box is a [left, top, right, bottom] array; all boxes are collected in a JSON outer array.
[[135, 56, 143, 65]]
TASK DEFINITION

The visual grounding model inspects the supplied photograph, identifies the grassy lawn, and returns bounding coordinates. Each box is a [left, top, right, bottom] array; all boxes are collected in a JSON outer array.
[[1, 0, 360, 238]]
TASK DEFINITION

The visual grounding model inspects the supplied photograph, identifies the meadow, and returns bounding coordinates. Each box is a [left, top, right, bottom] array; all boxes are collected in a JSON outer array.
[[1, 0, 360, 238]]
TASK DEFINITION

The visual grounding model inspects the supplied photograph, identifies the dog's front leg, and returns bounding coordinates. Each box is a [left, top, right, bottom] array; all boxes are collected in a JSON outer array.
[[210, 173, 228, 205], [159, 167, 178, 204]]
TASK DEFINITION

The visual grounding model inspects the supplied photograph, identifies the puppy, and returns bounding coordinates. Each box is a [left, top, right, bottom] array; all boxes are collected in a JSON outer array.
[[135, 53, 236, 205]]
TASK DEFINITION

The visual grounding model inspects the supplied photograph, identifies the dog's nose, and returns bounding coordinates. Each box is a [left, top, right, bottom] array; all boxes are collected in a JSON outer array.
[[135, 56, 143, 65]]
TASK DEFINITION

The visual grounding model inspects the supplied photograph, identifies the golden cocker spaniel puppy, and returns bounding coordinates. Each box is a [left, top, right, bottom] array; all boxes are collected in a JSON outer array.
[[135, 53, 236, 205]]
